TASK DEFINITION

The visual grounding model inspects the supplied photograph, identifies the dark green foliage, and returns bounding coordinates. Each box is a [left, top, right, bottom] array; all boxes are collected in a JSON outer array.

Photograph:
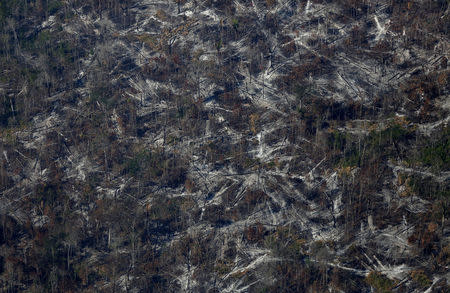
[[144, 195, 192, 237], [0, 95, 15, 127], [203, 204, 232, 226], [47, 0, 63, 15], [89, 87, 118, 109], [294, 84, 313, 100], [42, 232, 67, 265], [125, 150, 158, 177], [0, 0, 64, 23], [0, 0, 18, 23], [408, 175, 450, 201], [419, 127, 450, 171], [328, 130, 347, 151], [365, 271, 395, 293], [123, 149, 186, 187], [340, 148, 362, 167], [148, 196, 181, 223], [410, 270, 432, 288], [35, 183, 61, 207], [336, 122, 414, 168], [264, 226, 306, 260]]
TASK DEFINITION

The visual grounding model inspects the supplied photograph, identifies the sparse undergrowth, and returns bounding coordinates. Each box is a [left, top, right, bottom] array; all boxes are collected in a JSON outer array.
[[0, 0, 449, 292]]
